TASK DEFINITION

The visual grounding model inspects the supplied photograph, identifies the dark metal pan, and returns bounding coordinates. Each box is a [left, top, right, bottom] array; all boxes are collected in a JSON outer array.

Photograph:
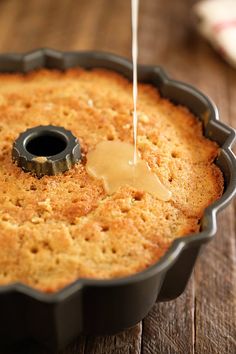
[[0, 49, 235, 350]]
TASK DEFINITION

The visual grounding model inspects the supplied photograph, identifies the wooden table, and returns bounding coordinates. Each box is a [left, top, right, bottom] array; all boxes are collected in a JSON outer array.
[[0, 0, 235, 353]]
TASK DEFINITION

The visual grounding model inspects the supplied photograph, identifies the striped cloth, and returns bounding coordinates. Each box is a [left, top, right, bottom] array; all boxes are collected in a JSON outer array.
[[193, 0, 236, 68]]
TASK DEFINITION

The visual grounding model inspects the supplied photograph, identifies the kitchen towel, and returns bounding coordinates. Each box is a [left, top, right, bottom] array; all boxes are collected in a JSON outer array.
[[193, 0, 236, 68]]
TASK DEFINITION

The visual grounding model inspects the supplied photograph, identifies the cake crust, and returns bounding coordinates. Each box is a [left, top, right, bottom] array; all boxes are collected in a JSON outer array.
[[0, 68, 223, 292]]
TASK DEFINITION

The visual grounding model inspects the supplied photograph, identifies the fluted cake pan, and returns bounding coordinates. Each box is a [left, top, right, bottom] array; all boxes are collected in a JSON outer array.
[[0, 49, 235, 350]]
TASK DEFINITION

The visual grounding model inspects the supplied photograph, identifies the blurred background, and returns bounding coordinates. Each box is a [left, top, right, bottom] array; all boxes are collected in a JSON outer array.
[[0, 0, 235, 134]]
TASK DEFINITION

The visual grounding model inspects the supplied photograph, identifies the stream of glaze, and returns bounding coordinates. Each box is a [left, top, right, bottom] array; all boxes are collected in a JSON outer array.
[[85, 0, 172, 202], [131, 0, 139, 164]]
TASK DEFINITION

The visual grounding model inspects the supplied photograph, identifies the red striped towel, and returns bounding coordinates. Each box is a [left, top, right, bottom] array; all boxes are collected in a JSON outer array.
[[193, 0, 236, 68]]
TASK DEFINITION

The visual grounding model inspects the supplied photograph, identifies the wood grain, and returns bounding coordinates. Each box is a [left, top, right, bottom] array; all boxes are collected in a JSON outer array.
[[0, 0, 235, 353], [141, 279, 195, 354]]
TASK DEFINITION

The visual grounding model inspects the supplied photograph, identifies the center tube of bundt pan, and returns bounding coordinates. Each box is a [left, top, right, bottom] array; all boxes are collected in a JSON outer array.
[[131, 0, 139, 165]]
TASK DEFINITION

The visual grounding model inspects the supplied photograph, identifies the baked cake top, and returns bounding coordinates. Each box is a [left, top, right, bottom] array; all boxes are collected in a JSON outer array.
[[0, 68, 223, 292]]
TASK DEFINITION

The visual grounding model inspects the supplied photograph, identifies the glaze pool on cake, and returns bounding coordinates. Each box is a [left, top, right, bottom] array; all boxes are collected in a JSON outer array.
[[0, 68, 223, 292]]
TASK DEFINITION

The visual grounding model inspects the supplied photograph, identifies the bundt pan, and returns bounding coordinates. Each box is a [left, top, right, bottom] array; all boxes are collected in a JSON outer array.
[[0, 49, 235, 350]]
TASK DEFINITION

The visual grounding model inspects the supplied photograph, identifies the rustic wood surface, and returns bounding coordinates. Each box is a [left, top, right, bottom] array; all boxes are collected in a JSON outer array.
[[0, 0, 235, 353]]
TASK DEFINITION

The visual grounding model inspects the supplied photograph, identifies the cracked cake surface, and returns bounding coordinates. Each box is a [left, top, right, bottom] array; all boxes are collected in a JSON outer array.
[[0, 68, 223, 292]]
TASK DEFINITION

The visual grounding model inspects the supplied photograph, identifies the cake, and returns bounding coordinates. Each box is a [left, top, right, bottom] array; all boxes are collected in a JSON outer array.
[[0, 68, 223, 292]]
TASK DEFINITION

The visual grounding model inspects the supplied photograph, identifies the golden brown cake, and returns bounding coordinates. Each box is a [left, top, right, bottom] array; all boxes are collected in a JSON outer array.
[[0, 68, 223, 292]]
